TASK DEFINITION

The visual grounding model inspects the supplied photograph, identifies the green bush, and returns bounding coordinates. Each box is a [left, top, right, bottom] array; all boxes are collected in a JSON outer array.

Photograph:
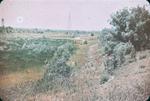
[[91, 33, 94, 36], [36, 43, 76, 92], [113, 42, 133, 67], [103, 54, 117, 74], [99, 28, 118, 55]]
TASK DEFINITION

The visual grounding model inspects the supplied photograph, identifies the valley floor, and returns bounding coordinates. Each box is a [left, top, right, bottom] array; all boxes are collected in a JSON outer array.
[[0, 36, 150, 101]]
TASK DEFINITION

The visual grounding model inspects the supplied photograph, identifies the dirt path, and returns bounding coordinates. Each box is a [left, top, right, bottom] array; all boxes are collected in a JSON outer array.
[[62, 43, 104, 101], [77, 43, 102, 81]]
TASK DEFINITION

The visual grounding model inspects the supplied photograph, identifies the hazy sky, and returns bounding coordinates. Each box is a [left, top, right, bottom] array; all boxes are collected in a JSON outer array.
[[0, 0, 149, 31]]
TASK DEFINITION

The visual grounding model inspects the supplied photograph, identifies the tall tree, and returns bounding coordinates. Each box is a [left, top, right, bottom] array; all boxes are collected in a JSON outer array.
[[110, 6, 150, 51]]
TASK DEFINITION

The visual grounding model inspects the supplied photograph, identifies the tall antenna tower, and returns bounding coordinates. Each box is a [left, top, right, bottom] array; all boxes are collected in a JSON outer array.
[[67, 11, 72, 38], [68, 11, 71, 30], [67, 10, 74, 38]]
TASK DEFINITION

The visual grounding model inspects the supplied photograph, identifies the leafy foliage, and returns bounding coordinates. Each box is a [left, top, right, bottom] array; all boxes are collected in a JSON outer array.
[[99, 6, 150, 73], [0, 26, 14, 33], [110, 6, 150, 51], [36, 43, 76, 92], [0, 38, 69, 69]]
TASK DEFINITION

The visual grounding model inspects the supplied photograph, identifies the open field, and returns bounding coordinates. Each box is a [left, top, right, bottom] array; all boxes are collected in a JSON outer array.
[[0, 32, 75, 88]]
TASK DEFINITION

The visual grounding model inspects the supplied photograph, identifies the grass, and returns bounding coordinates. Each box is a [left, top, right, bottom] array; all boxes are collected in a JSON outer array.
[[68, 44, 88, 68], [0, 68, 44, 88]]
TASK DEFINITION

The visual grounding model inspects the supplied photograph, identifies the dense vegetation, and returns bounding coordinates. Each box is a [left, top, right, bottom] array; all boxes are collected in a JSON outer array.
[[0, 38, 71, 70], [35, 42, 76, 92], [99, 6, 150, 75]]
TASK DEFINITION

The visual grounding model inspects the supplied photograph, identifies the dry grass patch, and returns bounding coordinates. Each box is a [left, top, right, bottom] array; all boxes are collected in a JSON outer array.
[[0, 68, 44, 88]]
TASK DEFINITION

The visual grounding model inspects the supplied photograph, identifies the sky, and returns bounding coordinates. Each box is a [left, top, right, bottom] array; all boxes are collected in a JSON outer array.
[[0, 0, 149, 31]]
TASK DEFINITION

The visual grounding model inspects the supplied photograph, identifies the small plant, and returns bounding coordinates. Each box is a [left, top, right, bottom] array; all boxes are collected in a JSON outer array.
[[83, 40, 88, 44], [100, 72, 109, 84], [91, 33, 94, 36]]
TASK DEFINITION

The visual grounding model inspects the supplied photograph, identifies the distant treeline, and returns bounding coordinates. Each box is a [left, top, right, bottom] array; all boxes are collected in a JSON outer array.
[[0, 26, 99, 35]]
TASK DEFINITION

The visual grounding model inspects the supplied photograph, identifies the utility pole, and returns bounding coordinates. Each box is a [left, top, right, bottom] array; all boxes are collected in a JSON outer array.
[[1, 18, 4, 28], [1, 18, 6, 34]]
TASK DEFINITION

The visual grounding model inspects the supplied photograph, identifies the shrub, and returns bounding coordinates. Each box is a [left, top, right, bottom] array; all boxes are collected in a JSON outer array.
[[103, 54, 117, 74], [36, 43, 76, 92], [113, 42, 133, 67], [99, 28, 118, 55], [91, 33, 94, 36], [83, 40, 88, 44]]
